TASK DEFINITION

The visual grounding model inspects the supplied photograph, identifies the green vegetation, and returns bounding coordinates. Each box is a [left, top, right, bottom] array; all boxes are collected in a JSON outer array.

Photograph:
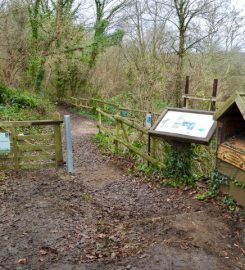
[[70, 107, 98, 121], [208, 171, 230, 197], [164, 143, 196, 186], [0, 82, 53, 120], [222, 195, 237, 212], [93, 132, 115, 155], [194, 171, 245, 211]]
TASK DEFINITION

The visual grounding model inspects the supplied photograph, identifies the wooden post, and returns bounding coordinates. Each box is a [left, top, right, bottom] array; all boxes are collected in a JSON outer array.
[[147, 134, 151, 166], [210, 79, 218, 111], [115, 120, 120, 154], [53, 112, 63, 167], [98, 110, 102, 133], [11, 127, 20, 171], [121, 122, 129, 143], [183, 76, 190, 108], [151, 137, 157, 159], [121, 121, 134, 155]]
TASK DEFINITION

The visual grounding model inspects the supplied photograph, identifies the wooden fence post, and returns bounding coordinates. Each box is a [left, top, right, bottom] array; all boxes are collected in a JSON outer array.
[[183, 76, 190, 108], [11, 127, 20, 171], [210, 79, 218, 111], [115, 120, 120, 154], [53, 112, 63, 167], [147, 134, 152, 166], [98, 110, 102, 133], [151, 137, 157, 159], [120, 122, 129, 143]]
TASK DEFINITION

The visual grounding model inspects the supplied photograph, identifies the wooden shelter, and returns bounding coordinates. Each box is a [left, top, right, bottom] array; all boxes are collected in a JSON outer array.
[[214, 92, 245, 207]]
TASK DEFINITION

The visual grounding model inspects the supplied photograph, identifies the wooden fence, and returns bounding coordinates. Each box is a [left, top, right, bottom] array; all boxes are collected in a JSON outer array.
[[64, 97, 165, 168], [0, 113, 63, 171], [97, 107, 165, 167], [183, 76, 218, 111], [62, 97, 161, 123]]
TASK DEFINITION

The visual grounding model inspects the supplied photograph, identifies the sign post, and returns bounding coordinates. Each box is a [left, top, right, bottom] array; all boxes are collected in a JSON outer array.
[[145, 112, 152, 129]]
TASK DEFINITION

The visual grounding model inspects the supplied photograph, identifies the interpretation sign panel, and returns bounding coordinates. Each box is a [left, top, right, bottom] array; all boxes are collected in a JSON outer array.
[[0, 132, 11, 154], [155, 111, 214, 138], [149, 108, 217, 144]]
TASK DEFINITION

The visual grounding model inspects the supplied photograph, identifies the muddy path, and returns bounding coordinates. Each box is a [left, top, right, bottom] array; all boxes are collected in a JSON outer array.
[[0, 107, 244, 270]]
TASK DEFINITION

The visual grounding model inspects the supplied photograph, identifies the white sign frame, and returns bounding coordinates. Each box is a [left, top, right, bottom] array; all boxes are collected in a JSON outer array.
[[149, 108, 217, 144]]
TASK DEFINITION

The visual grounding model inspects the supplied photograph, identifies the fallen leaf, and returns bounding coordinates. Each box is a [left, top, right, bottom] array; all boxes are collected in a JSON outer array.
[[18, 258, 27, 265], [111, 252, 116, 259], [98, 233, 107, 239], [85, 254, 96, 259], [139, 254, 148, 259], [40, 249, 48, 256]]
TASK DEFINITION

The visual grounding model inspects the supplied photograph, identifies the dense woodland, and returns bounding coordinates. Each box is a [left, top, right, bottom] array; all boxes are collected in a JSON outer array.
[[0, 0, 245, 111]]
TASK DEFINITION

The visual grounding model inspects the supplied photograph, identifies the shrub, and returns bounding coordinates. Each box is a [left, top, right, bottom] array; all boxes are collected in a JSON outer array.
[[0, 82, 50, 114]]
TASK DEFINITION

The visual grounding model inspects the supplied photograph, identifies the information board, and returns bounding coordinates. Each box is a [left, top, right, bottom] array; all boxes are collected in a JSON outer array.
[[149, 108, 217, 144], [0, 132, 11, 154]]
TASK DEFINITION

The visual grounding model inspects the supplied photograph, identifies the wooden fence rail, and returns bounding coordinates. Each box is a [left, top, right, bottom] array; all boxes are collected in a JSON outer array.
[[0, 113, 63, 171], [96, 107, 165, 168], [64, 97, 160, 123]]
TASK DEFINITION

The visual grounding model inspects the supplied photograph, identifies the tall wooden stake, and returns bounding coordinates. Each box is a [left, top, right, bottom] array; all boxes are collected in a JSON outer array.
[[97, 110, 102, 133], [115, 120, 120, 155], [53, 112, 63, 167], [211, 79, 218, 111], [183, 76, 190, 108]]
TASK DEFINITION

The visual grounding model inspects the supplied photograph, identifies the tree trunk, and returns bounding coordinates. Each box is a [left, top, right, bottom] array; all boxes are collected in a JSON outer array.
[[175, 27, 185, 107]]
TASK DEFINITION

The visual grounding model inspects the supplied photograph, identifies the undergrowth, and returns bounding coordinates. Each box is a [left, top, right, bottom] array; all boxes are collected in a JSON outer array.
[[93, 132, 115, 154], [195, 171, 245, 213], [163, 143, 196, 186], [0, 82, 53, 120]]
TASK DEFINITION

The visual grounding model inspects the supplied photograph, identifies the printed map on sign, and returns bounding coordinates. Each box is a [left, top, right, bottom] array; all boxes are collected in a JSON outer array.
[[155, 111, 214, 138]]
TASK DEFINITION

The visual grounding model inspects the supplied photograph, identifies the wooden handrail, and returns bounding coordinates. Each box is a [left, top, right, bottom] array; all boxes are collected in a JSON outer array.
[[119, 107, 160, 116], [0, 120, 63, 127], [182, 94, 216, 101], [114, 137, 164, 168], [114, 115, 148, 134], [96, 108, 116, 122], [92, 98, 119, 107]]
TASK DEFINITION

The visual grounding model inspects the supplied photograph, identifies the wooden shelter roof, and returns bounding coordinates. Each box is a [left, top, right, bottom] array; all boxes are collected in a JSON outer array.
[[214, 92, 245, 121]]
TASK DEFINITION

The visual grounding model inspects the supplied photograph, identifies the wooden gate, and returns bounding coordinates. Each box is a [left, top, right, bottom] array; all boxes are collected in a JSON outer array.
[[0, 113, 63, 170]]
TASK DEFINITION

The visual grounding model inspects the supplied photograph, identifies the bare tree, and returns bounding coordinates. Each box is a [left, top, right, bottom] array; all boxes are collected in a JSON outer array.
[[0, 0, 8, 16], [89, 0, 129, 67], [223, 6, 245, 51], [169, 0, 219, 106]]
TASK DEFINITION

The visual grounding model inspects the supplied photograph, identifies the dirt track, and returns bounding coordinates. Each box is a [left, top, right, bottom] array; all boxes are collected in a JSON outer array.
[[0, 108, 244, 270]]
